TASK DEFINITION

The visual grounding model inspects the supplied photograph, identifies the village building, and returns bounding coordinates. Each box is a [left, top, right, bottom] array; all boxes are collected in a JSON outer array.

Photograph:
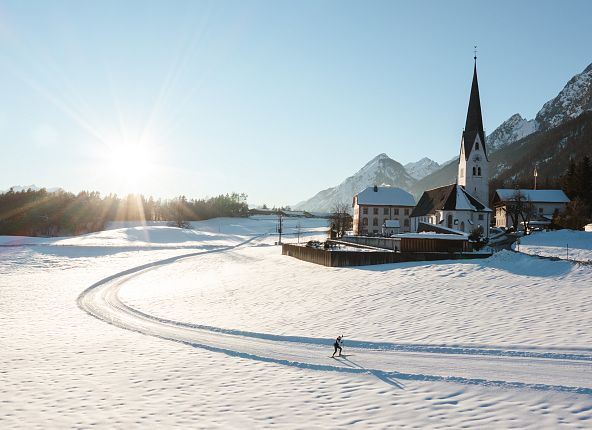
[[352, 186, 416, 235], [492, 189, 570, 230], [410, 184, 492, 237], [411, 57, 492, 238], [382, 219, 401, 236]]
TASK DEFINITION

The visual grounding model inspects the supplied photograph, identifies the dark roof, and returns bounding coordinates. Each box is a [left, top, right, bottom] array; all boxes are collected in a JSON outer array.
[[410, 184, 456, 217], [410, 184, 488, 217], [462, 62, 486, 160]]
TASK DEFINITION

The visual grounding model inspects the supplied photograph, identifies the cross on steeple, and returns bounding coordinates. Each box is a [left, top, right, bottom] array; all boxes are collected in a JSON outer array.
[[474, 45, 477, 61]]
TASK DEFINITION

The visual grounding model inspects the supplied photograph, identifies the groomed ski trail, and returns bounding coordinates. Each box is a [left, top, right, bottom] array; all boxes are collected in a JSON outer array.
[[78, 238, 592, 394]]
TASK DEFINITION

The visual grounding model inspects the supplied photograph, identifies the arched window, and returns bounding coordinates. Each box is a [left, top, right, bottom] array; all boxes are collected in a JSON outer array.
[[460, 221, 465, 232], [472, 167, 476, 176], [447, 214, 453, 229], [477, 167, 481, 176], [475, 142, 479, 150], [362, 218, 368, 226]]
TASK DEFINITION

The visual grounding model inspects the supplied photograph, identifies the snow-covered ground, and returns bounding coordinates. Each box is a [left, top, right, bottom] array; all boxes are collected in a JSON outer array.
[[2, 218, 592, 429], [514, 229, 592, 263]]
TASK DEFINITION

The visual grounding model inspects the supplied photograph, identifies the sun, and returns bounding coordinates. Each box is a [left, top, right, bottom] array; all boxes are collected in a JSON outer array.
[[102, 141, 160, 192]]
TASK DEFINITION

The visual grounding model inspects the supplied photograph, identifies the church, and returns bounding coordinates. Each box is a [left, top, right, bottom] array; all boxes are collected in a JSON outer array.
[[410, 58, 492, 238]]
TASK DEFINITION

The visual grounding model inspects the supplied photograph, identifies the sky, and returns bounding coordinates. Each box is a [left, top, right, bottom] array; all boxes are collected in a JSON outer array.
[[1, 0, 591, 207]]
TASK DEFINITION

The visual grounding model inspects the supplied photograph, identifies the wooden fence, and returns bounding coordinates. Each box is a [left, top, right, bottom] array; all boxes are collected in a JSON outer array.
[[282, 244, 488, 267], [340, 235, 470, 253]]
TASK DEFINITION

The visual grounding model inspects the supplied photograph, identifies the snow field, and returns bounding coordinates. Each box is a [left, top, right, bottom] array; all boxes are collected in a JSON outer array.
[[1, 217, 592, 428], [515, 229, 592, 263], [119, 245, 591, 349]]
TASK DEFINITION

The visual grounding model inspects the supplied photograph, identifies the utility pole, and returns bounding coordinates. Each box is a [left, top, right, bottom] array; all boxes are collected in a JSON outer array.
[[534, 165, 538, 190], [277, 211, 283, 245]]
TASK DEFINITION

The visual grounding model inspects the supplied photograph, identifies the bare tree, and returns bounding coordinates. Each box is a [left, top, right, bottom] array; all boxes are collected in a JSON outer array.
[[329, 202, 352, 239], [503, 190, 535, 234], [169, 196, 192, 229]]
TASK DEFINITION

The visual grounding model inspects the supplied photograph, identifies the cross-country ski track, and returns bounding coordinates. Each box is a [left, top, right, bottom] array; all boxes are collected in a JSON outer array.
[[77, 236, 592, 395]]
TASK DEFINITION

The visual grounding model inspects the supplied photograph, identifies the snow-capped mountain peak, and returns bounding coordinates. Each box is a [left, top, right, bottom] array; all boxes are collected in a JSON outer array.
[[486, 62, 592, 152], [404, 157, 441, 180], [535, 62, 592, 131], [294, 154, 416, 212], [486, 113, 538, 151]]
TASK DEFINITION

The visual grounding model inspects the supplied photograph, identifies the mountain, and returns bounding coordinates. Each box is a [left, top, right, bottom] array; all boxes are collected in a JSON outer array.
[[1, 185, 63, 194], [293, 153, 416, 212], [535, 63, 592, 131], [409, 158, 458, 199], [486, 62, 592, 149], [404, 158, 440, 180], [486, 114, 538, 151], [490, 111, 592, 189]]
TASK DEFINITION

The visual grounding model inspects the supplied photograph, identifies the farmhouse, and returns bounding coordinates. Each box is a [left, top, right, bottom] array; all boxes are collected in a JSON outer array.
[[352, 186, 416, 235], [492, 189, 570, 230]]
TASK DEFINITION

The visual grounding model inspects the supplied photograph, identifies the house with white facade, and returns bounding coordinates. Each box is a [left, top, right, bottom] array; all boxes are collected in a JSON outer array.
[[352, 186, 416, 235], [492, 189, 570, 230]]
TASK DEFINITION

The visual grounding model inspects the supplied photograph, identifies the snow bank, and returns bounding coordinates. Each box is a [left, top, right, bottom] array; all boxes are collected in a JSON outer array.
[[515, 229, 592, 262]]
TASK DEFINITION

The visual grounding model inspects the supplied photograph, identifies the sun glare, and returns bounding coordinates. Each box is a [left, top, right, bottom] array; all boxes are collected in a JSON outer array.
[[101, 141, 160, 193]]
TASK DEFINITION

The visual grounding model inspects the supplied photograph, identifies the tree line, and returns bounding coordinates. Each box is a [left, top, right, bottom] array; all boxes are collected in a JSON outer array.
[[554, 155, 592, 229], [0, 188, 248, 236]]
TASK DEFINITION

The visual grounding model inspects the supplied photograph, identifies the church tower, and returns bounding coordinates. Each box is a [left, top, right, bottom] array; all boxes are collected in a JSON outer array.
[[457, 57, 489, 206]]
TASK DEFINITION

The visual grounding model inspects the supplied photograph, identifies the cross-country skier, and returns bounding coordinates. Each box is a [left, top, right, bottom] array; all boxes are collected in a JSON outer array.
[[331, 335, 343, 357]]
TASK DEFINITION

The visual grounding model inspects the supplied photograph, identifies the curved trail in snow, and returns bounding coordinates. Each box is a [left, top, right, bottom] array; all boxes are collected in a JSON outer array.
[[78, 239, 592, 394]]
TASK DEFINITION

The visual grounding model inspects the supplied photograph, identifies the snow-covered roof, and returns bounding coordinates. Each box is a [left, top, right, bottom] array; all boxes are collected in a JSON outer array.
[[395, 233, 468, 241], [454, 186, 475, 210], [495, 189, 570, 204], [356, 186, 415, 206], [383, 220, 400, 228], [283, 210, 307, 217], [417, 221, 469, 236]]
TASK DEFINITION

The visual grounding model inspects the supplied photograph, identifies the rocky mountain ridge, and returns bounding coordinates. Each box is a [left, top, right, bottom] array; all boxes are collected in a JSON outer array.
[[293, 154, 416, 212], [404, 158, 441, 180]]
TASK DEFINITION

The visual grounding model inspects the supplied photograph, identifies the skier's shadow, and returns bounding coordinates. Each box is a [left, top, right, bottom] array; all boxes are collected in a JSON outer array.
[[340, 356, 405, 389]]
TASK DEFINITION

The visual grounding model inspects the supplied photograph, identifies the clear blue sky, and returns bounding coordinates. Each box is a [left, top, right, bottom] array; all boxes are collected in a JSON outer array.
[[1, 0, 591, 206]]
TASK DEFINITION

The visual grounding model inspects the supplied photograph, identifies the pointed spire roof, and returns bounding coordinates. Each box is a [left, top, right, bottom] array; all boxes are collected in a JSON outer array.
[[462, 60, 486, 159]]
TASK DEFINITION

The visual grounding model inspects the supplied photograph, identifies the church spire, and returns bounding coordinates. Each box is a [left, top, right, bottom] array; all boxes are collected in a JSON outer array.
[[462, 58, 486, 160]]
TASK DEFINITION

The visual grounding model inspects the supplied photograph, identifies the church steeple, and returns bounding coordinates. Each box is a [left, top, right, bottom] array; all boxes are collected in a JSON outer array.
[[457, 54, 489, 207], [462, 59, 486, 160]]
